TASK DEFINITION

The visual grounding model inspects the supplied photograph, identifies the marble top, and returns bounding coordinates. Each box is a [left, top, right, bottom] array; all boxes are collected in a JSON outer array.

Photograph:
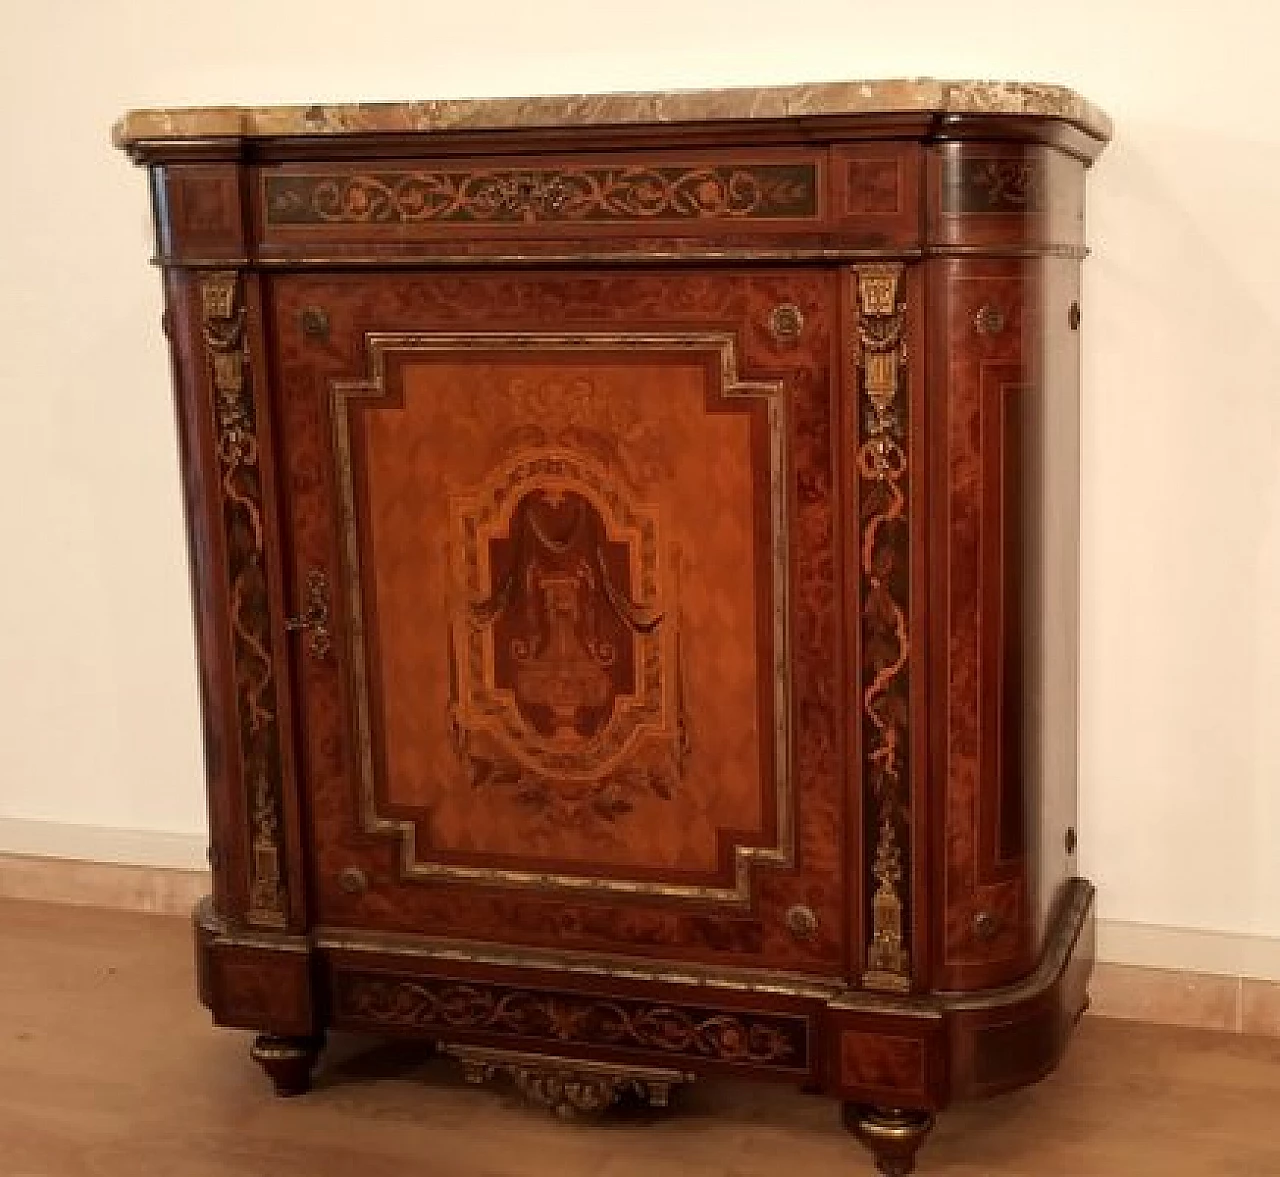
[[113, 79, 1111, 148]]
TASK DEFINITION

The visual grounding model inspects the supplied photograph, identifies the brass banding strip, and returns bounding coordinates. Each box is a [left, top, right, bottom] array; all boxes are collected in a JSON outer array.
[[314, 924, 839, 999], [151, 244, 1086, 269]]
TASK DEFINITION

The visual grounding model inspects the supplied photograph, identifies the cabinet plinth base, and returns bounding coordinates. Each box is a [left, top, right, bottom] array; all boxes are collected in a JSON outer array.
[[843, 1105, 935, 1176], [250, 1034, 325, 1097]]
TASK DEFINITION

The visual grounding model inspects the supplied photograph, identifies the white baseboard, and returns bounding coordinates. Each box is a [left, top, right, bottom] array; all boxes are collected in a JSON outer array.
[[1097, 918, 1280, 982], [2, 819, 1278, 982], [0, 817, 208, 870]]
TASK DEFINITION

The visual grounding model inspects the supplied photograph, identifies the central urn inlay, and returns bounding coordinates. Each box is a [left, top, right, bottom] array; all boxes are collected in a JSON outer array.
[[446, 448, 686, 818], [483, 487, 657, 746]]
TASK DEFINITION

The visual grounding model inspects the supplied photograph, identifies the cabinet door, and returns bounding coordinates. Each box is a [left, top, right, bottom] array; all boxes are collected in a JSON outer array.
[[270, 269, 847, 978]]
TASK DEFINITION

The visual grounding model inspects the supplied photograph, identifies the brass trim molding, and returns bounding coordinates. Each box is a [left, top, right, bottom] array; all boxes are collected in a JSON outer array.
[[151, 245, 1088, 271], [935, 877, 1094, 1011], [195, 896, 310, 952], [205, 880, 1094, 1018], [155, 249, 923, 269], [314, 924, 841, 1000], [57, 881, 1273, 1039], [830, 878, 1094, 1014], [199, 271, 288, 930], [330, 331, 793, 904]]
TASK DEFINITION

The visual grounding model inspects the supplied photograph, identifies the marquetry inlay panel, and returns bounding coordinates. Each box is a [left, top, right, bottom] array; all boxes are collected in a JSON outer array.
[[330, 332, 793, 903], [852, 264, 913, 993], [199, 270, 288, 929]]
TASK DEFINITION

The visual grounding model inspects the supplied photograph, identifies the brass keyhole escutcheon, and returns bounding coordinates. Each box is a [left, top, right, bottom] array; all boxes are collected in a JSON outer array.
[[286, 569, 332, 660], [972, 910, 1002, 942], [785, 904, 819, 940], [768, 303, 805, 343], [337, 866, 368, 895], [300, 306, 330, 341], [974, 304, 1006, 336]]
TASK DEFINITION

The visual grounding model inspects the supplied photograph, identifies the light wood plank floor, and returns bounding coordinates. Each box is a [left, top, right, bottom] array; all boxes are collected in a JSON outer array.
[[3, 898, 1280, 1176]]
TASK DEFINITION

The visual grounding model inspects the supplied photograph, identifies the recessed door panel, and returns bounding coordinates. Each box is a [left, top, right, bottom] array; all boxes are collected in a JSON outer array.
[[271, 270, 847, 977]]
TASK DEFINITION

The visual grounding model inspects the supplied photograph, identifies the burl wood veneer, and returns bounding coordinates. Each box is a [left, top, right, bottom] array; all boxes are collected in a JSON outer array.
[[118, 78, 1110, 1175]]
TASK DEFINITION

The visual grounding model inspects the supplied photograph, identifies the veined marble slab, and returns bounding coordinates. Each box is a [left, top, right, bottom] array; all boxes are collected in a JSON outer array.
[[113, 79, 1111, 147]]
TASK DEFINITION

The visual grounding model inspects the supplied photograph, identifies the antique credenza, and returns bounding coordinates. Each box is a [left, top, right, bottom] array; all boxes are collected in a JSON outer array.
[[115, 80, 1110, 1174]]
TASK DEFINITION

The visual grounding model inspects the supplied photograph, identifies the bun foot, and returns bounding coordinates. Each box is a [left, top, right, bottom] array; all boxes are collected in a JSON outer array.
[[250, 1033, 325, 1097], [843, 1104, 935, 1175]]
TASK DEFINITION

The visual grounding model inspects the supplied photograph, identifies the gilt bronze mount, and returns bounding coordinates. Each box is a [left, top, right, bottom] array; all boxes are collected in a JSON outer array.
[[442, 1044, 695, 1119]]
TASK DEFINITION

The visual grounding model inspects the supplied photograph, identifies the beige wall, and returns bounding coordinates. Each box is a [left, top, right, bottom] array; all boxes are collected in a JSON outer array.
[[2, 0, 1278, 966]]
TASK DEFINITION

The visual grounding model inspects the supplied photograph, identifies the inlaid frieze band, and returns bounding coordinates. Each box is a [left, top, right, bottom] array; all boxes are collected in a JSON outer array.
[[264, 164, 817, 227], [333, 972, 809, 1070], [852, 263, 912, 992], [942, 158, 1048, 214], [200, 270, 288, 929]]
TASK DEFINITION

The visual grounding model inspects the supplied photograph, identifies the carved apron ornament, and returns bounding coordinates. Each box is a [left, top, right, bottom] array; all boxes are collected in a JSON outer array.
[[447, 450, 688, 827]]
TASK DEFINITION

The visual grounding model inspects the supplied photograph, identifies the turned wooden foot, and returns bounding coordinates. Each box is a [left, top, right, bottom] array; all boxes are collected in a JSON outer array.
[[843, 1104, 935, 1176], [250, 1033, 325, 1097]]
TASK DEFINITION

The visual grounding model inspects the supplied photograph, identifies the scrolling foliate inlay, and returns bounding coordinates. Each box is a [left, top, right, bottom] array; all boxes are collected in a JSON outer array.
[[334, 972, 808, 1069], [853, 264, 912, 992], [264, 164, 817, 226], [943, 159, 1047, 214], [200, 271, 287, 929]]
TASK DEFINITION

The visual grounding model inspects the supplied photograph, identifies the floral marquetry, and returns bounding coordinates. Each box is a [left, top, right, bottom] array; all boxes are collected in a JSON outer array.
[[264, 164, 818, 226], [334, 972, 810, 1070]]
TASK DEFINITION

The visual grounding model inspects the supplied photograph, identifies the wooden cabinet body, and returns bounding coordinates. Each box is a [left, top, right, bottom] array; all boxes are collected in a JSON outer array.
[[118, 81, 1109, 1173]]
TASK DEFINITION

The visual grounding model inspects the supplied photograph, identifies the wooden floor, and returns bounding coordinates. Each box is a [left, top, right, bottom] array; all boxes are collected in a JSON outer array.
[[3, 899, 1280, 1176]]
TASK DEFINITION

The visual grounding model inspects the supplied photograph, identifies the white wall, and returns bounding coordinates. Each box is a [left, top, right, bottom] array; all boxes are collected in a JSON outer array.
[[2, 0, 1279, 962]]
